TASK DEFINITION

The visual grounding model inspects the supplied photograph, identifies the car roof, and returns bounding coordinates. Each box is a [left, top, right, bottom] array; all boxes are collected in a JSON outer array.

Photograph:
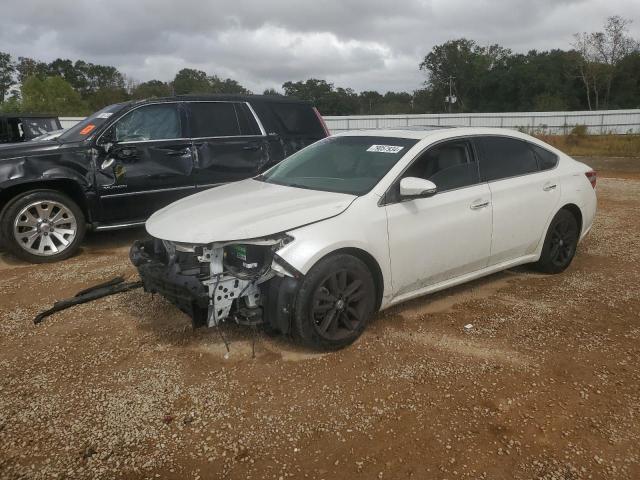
[[130, 94, 312, 106], [333, 127, 534, 141]]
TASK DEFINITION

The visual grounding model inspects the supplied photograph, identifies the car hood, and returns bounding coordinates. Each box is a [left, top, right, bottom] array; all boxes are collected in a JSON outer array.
[[146, 179, 357, 244]]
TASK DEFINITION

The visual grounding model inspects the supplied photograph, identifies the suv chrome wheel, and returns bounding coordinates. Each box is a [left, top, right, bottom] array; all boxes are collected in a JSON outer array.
[[13, 200, 78, 256]]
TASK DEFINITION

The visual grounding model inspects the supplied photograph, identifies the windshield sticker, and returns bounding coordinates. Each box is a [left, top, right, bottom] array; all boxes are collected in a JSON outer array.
[[366, 145, 405, 154], [79, 124, 96, 135], [96, 112, 113, 119]]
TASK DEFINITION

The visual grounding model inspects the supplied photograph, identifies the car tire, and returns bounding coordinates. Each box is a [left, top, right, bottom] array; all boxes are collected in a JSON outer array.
[[293, 254, 376, 350], [533, 209, 580, 274], [0, 190, 86, 263]]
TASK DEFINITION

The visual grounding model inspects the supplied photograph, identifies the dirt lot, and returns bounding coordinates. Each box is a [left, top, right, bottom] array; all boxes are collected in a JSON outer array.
[[1, 157, 639, 480]]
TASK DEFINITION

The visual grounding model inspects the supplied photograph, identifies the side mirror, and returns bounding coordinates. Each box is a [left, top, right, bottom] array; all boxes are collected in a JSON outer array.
[[399, 177, 437, 198]]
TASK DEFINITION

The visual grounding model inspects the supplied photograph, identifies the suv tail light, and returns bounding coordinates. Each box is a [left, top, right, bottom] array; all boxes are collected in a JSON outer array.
[[313, 107, 331, 136], [585, 170, 597, 189]]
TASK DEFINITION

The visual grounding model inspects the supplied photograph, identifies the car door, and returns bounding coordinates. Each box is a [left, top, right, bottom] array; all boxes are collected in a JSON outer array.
[[385, 139, 493, 297], [475, 136, 561, 265], [95, 102, 196, 224], [186, 101, 269, 191]]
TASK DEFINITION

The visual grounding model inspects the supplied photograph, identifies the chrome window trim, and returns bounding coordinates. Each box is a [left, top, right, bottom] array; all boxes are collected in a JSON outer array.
[[96, 100, 268, 144], [100, 185, 195, 198], [94, 221, 146, 231]]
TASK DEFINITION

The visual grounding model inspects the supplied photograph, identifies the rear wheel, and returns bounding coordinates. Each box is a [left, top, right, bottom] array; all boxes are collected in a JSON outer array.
[[293, 254, 376, 350], [1, 190, 86, 263], [533, 209, 579, 274]]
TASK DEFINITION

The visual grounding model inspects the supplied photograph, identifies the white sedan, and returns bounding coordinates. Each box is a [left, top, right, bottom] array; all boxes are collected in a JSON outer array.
[[131, 128, 597, 350]]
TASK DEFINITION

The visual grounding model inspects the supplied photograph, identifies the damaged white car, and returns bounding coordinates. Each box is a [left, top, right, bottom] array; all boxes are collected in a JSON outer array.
[[130, 128, 597, 350]]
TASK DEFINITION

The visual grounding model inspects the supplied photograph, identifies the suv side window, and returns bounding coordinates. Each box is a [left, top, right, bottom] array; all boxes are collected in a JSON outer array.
[[269, 102, 325, 135], [115, 103, 181, 142], [477, 136, 539, 181], [235, 103, 262, 136], [402, 140, 479, 192], [189, 102, 241, 137]]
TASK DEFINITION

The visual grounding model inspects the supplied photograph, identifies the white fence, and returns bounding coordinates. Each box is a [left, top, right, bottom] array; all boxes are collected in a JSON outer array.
[[323, 109, 640, 135], [60, 108, 640, 135]]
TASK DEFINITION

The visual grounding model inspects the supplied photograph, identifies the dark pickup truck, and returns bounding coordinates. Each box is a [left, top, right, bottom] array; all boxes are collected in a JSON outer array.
[[0, 114, 62, 144], [0, 95, 329, 263]]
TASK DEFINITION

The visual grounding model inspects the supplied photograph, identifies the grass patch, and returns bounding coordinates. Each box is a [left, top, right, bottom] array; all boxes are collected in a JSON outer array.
[[537, 134, 640, 157]]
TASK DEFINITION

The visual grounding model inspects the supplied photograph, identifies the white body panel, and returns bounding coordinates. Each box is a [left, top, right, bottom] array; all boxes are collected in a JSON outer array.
[[145, 127, 597, 311], [146, 178, 355, 244], [385, 183, 492, 296]]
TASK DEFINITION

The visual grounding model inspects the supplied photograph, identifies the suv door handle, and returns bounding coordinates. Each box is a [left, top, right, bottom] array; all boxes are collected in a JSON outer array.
[[543, 183, 557, 191], [243, 143, 261, 151], [167, 148, 191, 157], [470, 200, 490, 210]]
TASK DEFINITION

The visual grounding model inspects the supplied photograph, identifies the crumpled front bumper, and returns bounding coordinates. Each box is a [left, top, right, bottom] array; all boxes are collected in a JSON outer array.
[[129, 239, 209, 321], [129, 238, 302, 334]]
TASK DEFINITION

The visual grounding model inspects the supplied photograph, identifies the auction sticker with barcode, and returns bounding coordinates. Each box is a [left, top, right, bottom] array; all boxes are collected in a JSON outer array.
[[366, 145, 405, 153]]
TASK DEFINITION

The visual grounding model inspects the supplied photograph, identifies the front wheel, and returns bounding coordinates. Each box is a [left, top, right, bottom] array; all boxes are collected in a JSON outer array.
[[293, 254, 376, 350], [533, 209, 580, 274], [1, 190, 86, 263]]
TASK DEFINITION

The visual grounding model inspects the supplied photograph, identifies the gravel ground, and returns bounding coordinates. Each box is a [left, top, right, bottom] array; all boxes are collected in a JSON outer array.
[[1, 158, 639, 480]]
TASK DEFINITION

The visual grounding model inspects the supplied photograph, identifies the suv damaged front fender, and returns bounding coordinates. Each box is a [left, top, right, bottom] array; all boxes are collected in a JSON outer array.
[[130, 234, 302, 334]]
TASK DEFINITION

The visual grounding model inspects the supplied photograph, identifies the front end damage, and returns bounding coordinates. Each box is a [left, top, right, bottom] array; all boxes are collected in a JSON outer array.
[[129, 236, 301, 333]]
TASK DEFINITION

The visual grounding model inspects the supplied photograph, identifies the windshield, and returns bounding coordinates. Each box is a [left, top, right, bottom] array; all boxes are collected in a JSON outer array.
[[58, 103, 128, 143], [259, 136, 418, 195]]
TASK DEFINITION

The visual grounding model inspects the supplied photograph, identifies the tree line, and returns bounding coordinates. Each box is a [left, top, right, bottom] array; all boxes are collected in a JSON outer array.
[[0, 15, 637, 117]]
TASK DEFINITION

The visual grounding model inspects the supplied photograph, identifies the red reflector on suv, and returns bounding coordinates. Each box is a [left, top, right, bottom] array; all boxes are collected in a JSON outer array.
[[313, 107, 331, 136], [585, 170, 597, 189]]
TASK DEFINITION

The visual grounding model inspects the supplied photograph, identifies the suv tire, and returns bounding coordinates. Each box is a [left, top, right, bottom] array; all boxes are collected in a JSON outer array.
[[1, 190, 86, 263]]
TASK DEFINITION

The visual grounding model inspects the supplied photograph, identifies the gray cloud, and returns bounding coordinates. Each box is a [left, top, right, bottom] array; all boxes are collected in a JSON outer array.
[[1, 0, 639, 93]]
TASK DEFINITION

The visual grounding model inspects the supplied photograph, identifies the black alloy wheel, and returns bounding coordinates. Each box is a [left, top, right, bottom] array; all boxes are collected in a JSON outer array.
[[534, 209, 579, 274], [294, 254, 376, 350]]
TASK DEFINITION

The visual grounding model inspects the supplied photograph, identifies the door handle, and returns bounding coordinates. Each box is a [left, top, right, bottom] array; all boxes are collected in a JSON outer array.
[[101, 158, 115, 170], [470, 200, 490, 210], [243, 143, 261, 151], [167, 148, 191, 157], [543, 183, 557, 191]]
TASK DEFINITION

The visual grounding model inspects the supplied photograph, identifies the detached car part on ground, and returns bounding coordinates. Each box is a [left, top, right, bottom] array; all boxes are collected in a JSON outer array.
[[0, 95, 328, 263], [131, 128, 597, 350]]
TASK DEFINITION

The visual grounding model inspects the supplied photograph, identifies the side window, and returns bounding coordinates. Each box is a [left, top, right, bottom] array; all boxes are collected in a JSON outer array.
[[477, 137, 539, 181], [189, 102, 241, 137], [236, 103, 262, 136], [402, 141, 479, 192], [269, 102, 325, 135], [531, 144, 558, 171], [115, 103, 180, 142]]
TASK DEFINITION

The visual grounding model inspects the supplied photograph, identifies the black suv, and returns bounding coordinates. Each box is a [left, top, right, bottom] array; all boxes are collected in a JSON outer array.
[[0, 95, 329, 263]]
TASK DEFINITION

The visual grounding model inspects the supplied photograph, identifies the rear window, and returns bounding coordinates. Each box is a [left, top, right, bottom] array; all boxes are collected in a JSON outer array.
[[268, 102, 324, 135], [21, 117, 60, 138], [477, 137, 539, 181]]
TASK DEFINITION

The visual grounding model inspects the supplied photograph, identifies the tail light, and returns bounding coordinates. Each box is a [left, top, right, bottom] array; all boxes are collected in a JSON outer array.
[[313, 107, 331, 136], [585, 170, 597, 189]]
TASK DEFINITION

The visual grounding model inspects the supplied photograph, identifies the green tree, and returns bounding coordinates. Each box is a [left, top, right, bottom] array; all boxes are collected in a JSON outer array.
[[172, 68, 210, 94], [16, 57, 49, 83], [132, 80, 172, 99], [262, 88, 282, 96], [21, 76, 88, 115], [0, 51, 15, 103]]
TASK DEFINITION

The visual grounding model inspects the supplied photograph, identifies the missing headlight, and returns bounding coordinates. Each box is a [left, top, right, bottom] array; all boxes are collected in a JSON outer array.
[[223, 244, 275, 280]]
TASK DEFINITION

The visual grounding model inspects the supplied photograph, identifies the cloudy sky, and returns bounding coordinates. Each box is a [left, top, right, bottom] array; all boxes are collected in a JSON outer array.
[[1, 0, 639, 93]]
